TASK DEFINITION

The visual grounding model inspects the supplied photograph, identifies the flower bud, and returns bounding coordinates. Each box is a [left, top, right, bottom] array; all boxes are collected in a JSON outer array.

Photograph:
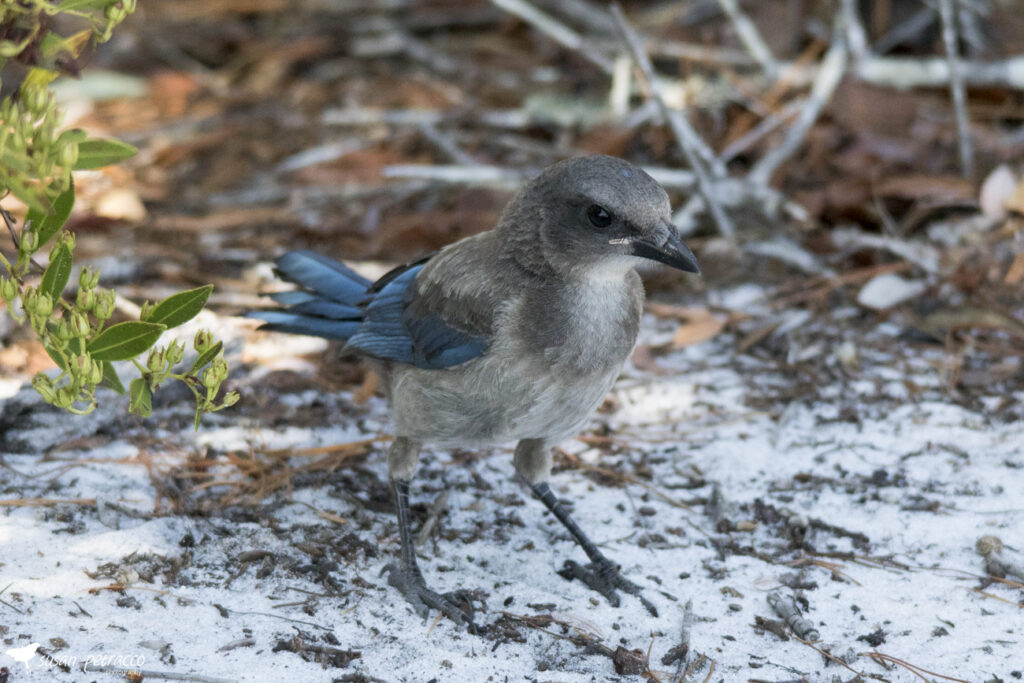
[[166, 340, 185, 366], [71, 311, 91, 338], [94, 291, 116, 321], [79, 266, 100, 291], [20, 230, 37, 254], [89, 359, 104, 385], [58, 140, 79, 169], [32, 374, 57, 403], [76, 287, 96, 311], [54, 319, 72, 342], [147, 348, 164, 373], [221, 391, 240, 407], [32, 293, 53, 317], [54, 385, 75, 409], [0, 276, 17, 302], [72, 352, 92, 376], [193, 329, 213, 353]]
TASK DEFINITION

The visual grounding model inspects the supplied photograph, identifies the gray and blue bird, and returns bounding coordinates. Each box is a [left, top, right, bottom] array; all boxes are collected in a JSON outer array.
[[252, 155, 700, 628]]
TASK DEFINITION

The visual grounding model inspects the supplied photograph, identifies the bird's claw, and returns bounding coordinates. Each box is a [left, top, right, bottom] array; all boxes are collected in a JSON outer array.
[[385, 562, 478, 632], [558, 559, 658, 617]]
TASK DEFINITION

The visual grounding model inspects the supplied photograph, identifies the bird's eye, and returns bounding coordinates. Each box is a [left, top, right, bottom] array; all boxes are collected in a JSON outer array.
[[587, 204, 612, 228]]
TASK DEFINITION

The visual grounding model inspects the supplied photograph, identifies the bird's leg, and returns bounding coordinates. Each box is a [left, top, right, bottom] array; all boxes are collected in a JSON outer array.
[[515, 439, 657, 617], [383, 438, 476, 631]]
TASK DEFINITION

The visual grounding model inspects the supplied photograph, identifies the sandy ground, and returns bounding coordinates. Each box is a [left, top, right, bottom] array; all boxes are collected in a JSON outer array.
[[1, 287, 1023, 683]]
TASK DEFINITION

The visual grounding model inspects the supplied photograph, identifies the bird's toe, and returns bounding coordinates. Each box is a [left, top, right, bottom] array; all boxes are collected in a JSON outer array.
[[558, 559, 657, 616], [385, 563, 477, 631]]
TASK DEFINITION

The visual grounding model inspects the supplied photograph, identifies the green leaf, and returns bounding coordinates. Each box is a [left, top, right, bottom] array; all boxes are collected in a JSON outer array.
[[143, 285, 213, 329], [25, 181, 75, 248], [44, 344, 68, 371], [129, 377, 152, 417], [40, 243, 73, 300], [73, 138, 137, 170], [87, 321, 166, 361], [190, 340, 223, 374], [101, 361, 126, 395]]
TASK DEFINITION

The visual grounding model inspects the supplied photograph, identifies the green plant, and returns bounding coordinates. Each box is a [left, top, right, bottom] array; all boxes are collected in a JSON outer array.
[[1, 0, 238, 425]]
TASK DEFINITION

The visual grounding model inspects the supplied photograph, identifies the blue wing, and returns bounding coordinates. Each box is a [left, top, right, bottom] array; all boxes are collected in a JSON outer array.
[[344, 262, 488, 369], [251, 251, 488, 369]]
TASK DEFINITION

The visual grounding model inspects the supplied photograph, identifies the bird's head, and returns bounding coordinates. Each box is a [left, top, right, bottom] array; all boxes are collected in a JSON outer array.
[[499, 155, 700, 278]]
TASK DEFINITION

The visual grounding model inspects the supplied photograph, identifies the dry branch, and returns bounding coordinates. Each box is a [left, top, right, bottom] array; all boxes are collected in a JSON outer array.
[[937, 0, 974, 178], [610, 4, 735, 238]]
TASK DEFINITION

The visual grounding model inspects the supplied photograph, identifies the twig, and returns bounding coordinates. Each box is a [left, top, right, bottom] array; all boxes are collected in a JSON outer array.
[[0, 206, 45, 274], [660, 599, 693, 678], [0, 582, 23, 614], [794, 636, 863, 676], [217, 638, 255, 652], [749, 18, 847, 186], [720, 98, 804, 162], [856, 54, 1024, 89], [873, 7, 935, 55], [490, 0, 613, 73], [937, 0, 974, 178], [610, 4, 734, 238], [860, 651, 971, 683], [383, 164, 696, 190], [715, 0, 778, 75], [0, 497, 97, 507], [767, 591, 819, 642], [839, 0, 869, 62], [647, 39, 755, 67], [415, 489, 448, 549], [382, 164, 527, 189], [416, 123, 480, 166], [81, 664, 234, 683]]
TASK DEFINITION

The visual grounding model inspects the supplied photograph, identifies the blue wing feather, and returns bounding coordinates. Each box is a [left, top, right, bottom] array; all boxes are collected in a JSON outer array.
[[254, 251, 489, 369], [344, 264, 488, 369]]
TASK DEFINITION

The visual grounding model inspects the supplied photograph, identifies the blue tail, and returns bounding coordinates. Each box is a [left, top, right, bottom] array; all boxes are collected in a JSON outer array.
[[249, 251, 371, 340]]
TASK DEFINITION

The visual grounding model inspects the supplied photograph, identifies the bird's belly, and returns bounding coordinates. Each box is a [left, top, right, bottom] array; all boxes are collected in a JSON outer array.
[[388, 353, 622, 447]]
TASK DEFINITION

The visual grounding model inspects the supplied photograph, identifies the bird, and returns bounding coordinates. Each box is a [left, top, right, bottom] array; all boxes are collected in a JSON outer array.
[[251, 155, 700, 629], [5, 642, 40, 671]]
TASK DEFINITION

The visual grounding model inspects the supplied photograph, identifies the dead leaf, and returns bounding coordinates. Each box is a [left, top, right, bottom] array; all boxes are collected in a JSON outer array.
[[631, 345, 668, 374], [1006, 180, 1024, 216], [671, 309, 726, 348], [1005, 253, 1024, 286], [876, 175, 975, 203], [915, 307, 1024, 340], [352, 369, 380, 405]]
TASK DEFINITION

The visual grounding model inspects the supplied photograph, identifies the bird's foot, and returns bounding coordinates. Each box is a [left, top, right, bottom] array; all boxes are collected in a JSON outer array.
[[385, 562, 477, 632], [558, 559, 658, 617]]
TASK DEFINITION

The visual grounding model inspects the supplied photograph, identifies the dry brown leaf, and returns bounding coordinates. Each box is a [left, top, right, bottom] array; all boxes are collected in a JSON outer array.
[[1005, 253, 1024, 286], [352, 369, 380, 405], [917, 307, 1024, 340], [1006, 181, 1024, 216], [876, 175, 975, 203], [631, 345, 668, 374], [671, 309, 726, 348]]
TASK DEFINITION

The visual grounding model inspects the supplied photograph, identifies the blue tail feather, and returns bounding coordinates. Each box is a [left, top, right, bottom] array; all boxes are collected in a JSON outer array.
[[275, 250, 371, 305], [250, 311, 359, 340], [250, 251, 370, 342]]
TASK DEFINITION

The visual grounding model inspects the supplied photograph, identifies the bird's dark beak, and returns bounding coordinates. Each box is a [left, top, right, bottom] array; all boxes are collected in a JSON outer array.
[[626, 230, 701, 274]]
